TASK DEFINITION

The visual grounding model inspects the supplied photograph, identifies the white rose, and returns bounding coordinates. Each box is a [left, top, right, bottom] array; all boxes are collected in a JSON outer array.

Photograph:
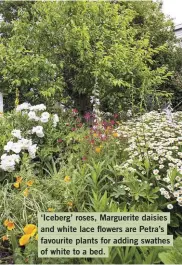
[[16, 102, 31, 112], [11, 129, 22, 139], [4, 141, 14, 152], [11, 143, 22, 154], [28, 144, 38, 159], [28, 111, 40, 121]]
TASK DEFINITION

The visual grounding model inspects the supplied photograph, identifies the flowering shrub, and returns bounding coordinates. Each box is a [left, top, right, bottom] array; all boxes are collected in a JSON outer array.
[[0, 103, 60, 173], [115, 110, 182, 210]]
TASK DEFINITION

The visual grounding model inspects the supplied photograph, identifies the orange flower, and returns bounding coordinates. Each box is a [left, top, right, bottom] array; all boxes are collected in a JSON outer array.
[[67, 201, 73, 207], [113, 132, 119, 138], [35, 234, 38, 241], [13, 182, 20, 188], [3, 219, 9, 227], [26, 180, 34, 187], [48, 208, 54, 212], [2, 235, 8, 241], [16, 176, 22, 183], [19, 234, 31, 246], [23, 188, 29, 197], [23, 224, 37, 237], [4, 219, 15, 230], [64, 176, 71, 182], [7, 221, 15, 231], [95, 147, 101, 153]]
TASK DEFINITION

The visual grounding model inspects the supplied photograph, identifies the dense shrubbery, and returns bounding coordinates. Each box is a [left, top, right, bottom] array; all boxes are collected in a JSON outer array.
[[0, 1, 178, 113], [118, 110, 182, 207], [0, 103, 182, 264], [0, 1, 182, 264]]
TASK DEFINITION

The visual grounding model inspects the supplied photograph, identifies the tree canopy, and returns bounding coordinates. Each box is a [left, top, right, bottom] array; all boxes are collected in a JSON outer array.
[[0, 0, 179, 113]]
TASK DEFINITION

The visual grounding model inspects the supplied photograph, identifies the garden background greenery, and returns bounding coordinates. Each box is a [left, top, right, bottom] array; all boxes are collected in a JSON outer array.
[[1, 1, 182, 264]]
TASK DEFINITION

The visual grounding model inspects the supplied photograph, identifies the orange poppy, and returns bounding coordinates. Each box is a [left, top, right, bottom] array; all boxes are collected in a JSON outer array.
[[13, 182, 20, 188], [7, 221, 15, 231], [16, 176, 22, 183], [26, 180, 34, 187], [23, 224, 37, 237], [19, 234, 31, 246]]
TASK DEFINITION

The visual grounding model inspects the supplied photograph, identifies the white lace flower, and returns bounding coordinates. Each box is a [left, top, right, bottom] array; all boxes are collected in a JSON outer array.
[[177, 197, 182, 203], [155, 175, 161, 180], [160, 188, 165, 193], [173, 191, 179, 197], [176, 176, 181, 181], [153, 169, 159, 175]]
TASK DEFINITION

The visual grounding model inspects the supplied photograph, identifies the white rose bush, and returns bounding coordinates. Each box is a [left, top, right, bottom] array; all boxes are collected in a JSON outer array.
[[0, 103, 59, 175]]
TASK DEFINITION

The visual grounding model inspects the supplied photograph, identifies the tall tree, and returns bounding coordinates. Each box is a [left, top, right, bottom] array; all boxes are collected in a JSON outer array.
[[0, 1, 175, 113]]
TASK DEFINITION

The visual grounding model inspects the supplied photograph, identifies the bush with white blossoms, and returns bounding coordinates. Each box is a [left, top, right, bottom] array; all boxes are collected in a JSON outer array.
[[11, 129, 22, 139], [40, 112, 50, 123], [16, 102, 31, 112], [116, 110, 182, 207], [28, 111, 40, 121], [0, 153, 20, 172], [0, 103, 60, 173], [32, 126, 44, 138], [16, 102, 58, 126], [0, 135, 38, 171]]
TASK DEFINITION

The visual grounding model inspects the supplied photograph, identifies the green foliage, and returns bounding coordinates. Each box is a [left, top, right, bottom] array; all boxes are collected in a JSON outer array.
[[0, 1, 176, 112], [158, 237, 182, 264]]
